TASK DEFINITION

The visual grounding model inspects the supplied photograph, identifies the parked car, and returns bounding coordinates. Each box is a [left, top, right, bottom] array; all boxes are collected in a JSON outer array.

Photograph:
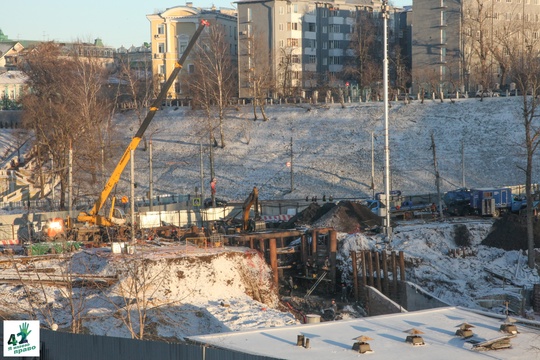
[[475, 89, 497, 97]]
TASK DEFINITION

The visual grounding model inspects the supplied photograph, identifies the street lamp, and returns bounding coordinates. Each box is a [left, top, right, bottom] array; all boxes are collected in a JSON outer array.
[[382, 0, 392, 240]]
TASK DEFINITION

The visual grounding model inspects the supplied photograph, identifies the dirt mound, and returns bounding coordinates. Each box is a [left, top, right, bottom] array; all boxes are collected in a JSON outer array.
[[312, 201, 381, 233], [281, 201, 381, 233], [482, 214, 540, 250], [280, 203, 336, 228]]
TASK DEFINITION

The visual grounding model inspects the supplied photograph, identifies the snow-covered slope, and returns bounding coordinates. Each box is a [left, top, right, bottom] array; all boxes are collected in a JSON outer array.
[[108, 97, 532, 202]]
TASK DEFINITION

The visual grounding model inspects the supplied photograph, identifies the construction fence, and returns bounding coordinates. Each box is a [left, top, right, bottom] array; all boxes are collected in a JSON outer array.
[[0, 326, 278, 360]]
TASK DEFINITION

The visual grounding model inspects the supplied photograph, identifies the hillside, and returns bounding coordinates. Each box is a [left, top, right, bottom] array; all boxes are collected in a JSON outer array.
[[105, 96, 533, 203]]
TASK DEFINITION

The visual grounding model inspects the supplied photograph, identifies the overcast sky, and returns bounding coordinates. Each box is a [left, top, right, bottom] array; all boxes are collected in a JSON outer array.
[[0, 0, 412, 49]]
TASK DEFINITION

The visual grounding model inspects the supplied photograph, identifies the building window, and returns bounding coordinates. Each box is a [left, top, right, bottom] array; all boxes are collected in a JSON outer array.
[[323, 57, 327, 65], [329, 56, 342, 65], [279, 40, 284, 47], [279, 6, 284, 14], [287, 38, 299, 47], [308, 23, 316, 32], [292, 55, 300, 63], [329, 40, 341, 49], [157, 25, 165, 35], [247, 8, 252, 22], [294, 4, 298, 13], [288, 22, 299, 31], [159, 64, 165, 74], [330, 25, 340, 33], [158, 43, 165, 53], [308, 55, 316, 63], [279, 23, 284, 31], [322, 26, 327, 33], [188, 64, 195, 74], [322, 42, 328, 49]]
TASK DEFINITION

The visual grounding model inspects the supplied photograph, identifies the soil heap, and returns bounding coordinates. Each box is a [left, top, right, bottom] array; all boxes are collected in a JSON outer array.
[[281, 201, 381, 233], [482, 214, 540, 250]]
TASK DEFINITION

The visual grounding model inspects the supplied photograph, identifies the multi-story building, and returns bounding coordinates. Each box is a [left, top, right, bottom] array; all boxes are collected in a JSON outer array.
[[236, 0, 406, 100], [146, 3, 238, 100], [412, 0, 540, 94]]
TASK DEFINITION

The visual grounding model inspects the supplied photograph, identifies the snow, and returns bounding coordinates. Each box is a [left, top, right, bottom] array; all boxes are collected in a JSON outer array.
[[110, 96, 533, 202], [1, 97, 540, 355], [189, 307, 540, 360]]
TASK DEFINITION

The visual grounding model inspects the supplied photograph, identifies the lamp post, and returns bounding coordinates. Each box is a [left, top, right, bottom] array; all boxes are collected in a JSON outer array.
[[382, 0, 392, 240]]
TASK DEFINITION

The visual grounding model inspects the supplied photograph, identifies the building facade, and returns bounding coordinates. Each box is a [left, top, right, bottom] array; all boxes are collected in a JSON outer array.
[[236, 0, 406, 100], [412, 0, 540, 94], [146, 4, 238, 100]]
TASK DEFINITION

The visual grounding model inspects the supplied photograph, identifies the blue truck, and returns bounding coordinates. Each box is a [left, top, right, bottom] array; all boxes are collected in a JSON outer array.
[[444, 187, 535, 217]]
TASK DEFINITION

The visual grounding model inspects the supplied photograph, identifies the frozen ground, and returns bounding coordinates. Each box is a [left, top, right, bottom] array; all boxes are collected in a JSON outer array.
[[107, 96, 534, 202]]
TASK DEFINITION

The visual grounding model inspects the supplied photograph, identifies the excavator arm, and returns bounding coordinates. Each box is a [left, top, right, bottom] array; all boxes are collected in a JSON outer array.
[[242, 187, 259, 231], [78, 20, 209, 226]]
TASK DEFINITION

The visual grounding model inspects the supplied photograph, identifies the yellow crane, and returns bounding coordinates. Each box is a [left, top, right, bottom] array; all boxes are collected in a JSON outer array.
[[77, 20, 209, 228]]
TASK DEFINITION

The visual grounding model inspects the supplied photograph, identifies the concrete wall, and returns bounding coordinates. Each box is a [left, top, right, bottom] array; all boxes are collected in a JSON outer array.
[[366, 286, 407, 316], [0, 110, 21, 127], [401, 281, 449, 311]]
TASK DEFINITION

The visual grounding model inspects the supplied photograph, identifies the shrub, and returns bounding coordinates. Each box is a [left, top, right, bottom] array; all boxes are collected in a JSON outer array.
[[454, 224, 471, 247]]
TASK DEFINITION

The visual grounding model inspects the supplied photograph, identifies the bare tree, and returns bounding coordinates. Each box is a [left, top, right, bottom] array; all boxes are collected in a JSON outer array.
[[189, 25, 237, 147], [344, 11, 382, 94], [20, 42, 114, 208], [239, 29, 273, 121], [105, 255, 171, 340], [509, 35, 540, 269], [114, 50, 156, 151], [463, 0, 496, 100], [276, 47, 301, 99]]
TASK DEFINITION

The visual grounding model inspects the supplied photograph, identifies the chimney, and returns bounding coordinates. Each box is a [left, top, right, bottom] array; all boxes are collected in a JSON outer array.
[[455, 322, 475, 339], [404, 328, 425, 346], [351, 335, 373, 354]]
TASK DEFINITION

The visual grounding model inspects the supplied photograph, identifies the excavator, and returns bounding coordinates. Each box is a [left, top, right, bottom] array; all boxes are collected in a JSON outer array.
[[242, 186, 260, 231], [74, 20, 209, 242]]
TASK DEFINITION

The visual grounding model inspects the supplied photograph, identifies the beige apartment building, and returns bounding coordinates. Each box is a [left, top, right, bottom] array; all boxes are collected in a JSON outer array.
[[412, 0, 540, 94], [146, 4, 237, 100]]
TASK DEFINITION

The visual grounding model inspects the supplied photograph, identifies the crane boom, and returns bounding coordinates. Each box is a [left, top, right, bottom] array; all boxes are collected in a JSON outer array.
[[78, 20, 209, 226]]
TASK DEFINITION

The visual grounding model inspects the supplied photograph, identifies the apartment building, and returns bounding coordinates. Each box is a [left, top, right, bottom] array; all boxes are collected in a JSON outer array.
[[146, 4, 237, 100], [412, 0, 540, 94], [236, 0, 406, 100]]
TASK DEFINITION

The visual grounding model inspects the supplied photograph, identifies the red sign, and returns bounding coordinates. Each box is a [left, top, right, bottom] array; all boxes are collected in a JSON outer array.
[[345, 82, 350, 87]]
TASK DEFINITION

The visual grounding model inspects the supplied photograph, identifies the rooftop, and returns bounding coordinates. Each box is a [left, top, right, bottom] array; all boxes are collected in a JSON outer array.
[[188, 307, 540, 359]]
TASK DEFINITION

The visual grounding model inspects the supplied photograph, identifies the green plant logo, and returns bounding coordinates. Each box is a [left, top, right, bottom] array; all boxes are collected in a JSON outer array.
[[4, 320, 40, 357], [16, 322, 32, 344]]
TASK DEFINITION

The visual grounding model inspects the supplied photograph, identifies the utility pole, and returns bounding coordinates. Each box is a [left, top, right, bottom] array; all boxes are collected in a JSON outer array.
[[68, 144, 72, 221], [371, 132, 375, 198], [290, 136, 294, 192], [461, 140, 466, 187], [382, 0, 392, 239], [130, 149, 135, 242], [200, 142, 204, 201], [149, 137, 154, 211], [51, 155, 55, 208], [210, 134, 215, 207], [431, 133, 443, 218]]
